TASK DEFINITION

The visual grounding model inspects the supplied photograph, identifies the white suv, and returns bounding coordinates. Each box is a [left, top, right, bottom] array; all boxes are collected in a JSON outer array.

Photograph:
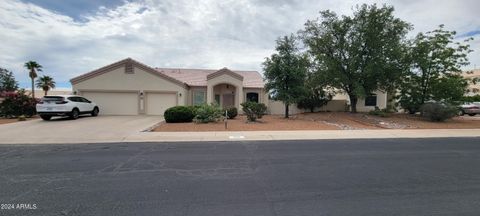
[[36, 95, 99, 120]]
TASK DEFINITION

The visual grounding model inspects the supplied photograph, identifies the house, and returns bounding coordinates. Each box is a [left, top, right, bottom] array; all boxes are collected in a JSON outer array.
[[70, 58, 390, 115], [70, 58, 268, 115], [25, 89, 73, 98], [464, 69, 480, 96]]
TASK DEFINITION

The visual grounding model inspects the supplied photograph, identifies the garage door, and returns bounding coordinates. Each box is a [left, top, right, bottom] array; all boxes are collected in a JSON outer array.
[[82, 92, 138, 115], [146, 92, 177, 115]]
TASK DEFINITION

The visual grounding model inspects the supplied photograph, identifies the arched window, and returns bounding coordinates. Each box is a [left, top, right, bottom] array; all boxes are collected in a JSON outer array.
[[246, 92, 259, 103]]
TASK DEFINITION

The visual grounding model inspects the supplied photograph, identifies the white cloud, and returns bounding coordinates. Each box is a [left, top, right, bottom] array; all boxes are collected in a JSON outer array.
[[0, 0, 479, 88]]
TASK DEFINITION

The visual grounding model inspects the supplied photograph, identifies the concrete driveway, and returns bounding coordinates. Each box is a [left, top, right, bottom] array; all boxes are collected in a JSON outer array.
[[0, 116, 163, 144]]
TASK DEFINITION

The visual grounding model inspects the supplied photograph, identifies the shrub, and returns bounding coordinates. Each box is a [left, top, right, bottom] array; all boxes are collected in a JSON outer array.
[[164, 106, 195, 123], [224, 107, 238, 119], [241, 101, 267, 122], [420, 102, 458, 122], [193, 103, 223, 123], [368, 106, 390, 117], [0, 90, 36, 118], [18, 115, 26, 121], [189, 105, 202, 116]]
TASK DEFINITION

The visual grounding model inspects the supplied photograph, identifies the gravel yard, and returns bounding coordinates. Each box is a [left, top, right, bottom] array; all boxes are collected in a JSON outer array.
[[153, 112, 480, 132]]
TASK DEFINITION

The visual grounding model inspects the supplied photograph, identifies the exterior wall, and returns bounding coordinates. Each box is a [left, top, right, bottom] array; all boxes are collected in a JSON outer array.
[[267, 99, 347, 115], [268, 100, 303, 115], [73, 65, 188, 106], [354, 90, 388, 112]]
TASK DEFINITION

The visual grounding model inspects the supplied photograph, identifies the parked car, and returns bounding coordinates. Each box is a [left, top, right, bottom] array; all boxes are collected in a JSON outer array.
[[459, 102, 480, 116], [36, 95, 99, 120]]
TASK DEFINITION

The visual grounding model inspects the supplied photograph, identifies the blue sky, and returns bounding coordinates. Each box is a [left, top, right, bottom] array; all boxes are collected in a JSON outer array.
[[1, 0, 479, 90]]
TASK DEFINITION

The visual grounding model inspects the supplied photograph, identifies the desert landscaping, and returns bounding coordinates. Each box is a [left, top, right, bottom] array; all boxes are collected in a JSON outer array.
[[153, 112, 480, 132]]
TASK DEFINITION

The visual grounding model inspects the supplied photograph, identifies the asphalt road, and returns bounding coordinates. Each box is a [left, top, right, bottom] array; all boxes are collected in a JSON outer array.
[[1, 138, 480, 216]]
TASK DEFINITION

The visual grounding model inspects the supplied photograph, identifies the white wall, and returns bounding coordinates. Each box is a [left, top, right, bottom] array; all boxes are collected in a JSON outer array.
[[267, 99, 347, 115], [354, 90, 388, 112]]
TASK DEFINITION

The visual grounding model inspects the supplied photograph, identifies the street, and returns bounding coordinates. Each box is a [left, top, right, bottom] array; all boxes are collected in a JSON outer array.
[[1, 138, 480, 215]]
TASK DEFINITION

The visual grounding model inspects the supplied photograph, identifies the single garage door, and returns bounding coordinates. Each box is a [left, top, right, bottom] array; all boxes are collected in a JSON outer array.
[[146, 92, 177, 115], [82, 91, 138, 115]]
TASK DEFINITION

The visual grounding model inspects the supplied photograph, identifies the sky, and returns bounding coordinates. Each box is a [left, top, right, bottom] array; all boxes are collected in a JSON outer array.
[[0, 0, 479, 90]]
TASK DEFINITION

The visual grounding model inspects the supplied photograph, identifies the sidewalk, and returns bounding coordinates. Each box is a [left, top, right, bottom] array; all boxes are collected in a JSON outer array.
[[1, 128, 479, 144], [125, 129, 480, 143]]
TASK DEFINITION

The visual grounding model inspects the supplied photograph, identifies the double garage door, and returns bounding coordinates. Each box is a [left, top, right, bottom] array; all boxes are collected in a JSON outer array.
[[81, 91, 176, 115]]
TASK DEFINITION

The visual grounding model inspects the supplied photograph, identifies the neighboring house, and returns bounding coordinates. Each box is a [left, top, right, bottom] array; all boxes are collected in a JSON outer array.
[[70, 58, 391, 115], [463, 69, 480, 96], [25, 89, 73, 98]]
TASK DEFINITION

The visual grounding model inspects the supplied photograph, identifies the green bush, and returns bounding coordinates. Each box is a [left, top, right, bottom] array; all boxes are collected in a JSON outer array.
[[224, 107, 238, 119], [368, 107, 390, 117], [193, 103, 223, 123], [420, 102, 457, 122], [0, 90, 37, 118], [164, 106, 195, 123], [241, 101, 267, 122]]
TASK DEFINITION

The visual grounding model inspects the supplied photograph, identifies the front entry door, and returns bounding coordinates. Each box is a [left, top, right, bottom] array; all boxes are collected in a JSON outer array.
[[222, 94, 234, 108]]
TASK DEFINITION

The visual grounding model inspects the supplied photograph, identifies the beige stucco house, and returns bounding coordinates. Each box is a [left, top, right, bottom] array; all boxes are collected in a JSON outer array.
[[464, 69, 480, 96], [70, 58, 267, 115], [70, 58, 394, 115]]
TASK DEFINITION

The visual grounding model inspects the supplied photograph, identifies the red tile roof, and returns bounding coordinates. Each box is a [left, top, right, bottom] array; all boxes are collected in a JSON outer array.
[[156, 68, 265, 88]]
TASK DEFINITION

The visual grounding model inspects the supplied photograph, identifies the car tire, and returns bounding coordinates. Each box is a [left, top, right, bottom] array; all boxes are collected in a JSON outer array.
[[70, 108, 80, 120], [91, 107, 99, 117], [40, 115, 52, 121], [468, 113, 477, 116]]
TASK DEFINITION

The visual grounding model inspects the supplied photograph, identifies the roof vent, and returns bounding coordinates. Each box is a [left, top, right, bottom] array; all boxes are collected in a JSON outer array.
[[125, 61, 134, 74]]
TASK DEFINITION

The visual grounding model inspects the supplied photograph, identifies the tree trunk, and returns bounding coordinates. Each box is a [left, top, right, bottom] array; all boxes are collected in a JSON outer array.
[[310, 107, 314, 113], [31, 78, 35, 99], [285, 103, 289, 118], [349, 94, 358, 113], [44, 90, 48, 96]]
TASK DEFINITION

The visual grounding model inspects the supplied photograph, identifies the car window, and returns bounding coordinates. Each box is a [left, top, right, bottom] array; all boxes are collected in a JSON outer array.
[[79, 97, 90, 103], [68, 97, 80, 102], [43, 96, 64, 102]]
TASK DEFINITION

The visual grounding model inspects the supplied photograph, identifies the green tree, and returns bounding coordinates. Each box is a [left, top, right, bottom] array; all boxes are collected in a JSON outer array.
[[36, 75, 56, 96], [24, 61, 42, 98], [263, 34, 308, 118], [0, 68, 18, 93], [301, 4, 411, 112], [297, 72, 333, 112], [398, 25, 472, 113]]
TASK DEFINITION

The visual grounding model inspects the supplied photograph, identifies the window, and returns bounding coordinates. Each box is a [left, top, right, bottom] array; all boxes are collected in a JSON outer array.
[[246, 92, 259, 103], [68, 97, 80, 102], [79, 97, 90, 103], [364, 95, 377, 106], [215, 94, 220, 105], [193, 91, 205, 105]]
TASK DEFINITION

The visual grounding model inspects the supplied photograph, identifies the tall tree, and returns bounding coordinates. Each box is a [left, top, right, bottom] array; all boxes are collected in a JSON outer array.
[[263, 34, 308, 118], [301, 4, 411, 112], [36, 75, 56, 96], [398, 25, 472, 113], [297, 71, 333, 112], [0, 68, 18, 93], [24, 61, 42, 98]]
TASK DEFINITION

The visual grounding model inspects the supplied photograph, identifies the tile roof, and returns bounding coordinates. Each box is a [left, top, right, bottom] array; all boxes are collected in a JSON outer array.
[[156, 68, 265, 88]]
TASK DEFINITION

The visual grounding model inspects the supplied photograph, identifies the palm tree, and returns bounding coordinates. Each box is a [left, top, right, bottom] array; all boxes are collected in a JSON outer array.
[[24, 61, 42, 98], [36, 75, 56, 96]]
